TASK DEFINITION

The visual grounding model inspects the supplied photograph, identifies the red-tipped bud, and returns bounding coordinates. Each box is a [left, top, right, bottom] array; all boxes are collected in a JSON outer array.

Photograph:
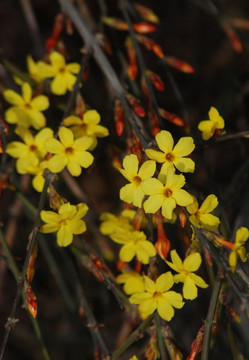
[[164, 56, 195, 73], [159, 108, 184, 126], [49, 185, 67, 211], [148, 110, 160, 136], [134, 3, 160, 24], [155, 222, 170, 259], [46, 13, 64, 51], [136, 35, 164, 58], [114, 99, 125, 136], [165, 338, 183, 360], [126, 94, 146, 117], [222, 23, 243, 53], [179, 209, 187, 228], [126, 134, 143, 161], [187, 325, 205, 360], [146, 70, 165, 91], [27, 243, 38, 284], [91, 255, 104, 270], [152, 43, 164, 58], [133, 22, 157, 34], [103, 17, 129, 31], [25, 282, 37, 318], [125, 37, 137, 80]]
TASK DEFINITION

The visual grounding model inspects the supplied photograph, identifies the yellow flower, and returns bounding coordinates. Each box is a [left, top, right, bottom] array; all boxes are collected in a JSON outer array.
[[166, 250, 208, 300], [99, 209, 135, 235], [45, 126, 94, 176], [145, 130, 195, 173], [119, 154, 156, 208], [129, 357, 139, 360], [116, 271, 145, 294], [6, 127, 53, 174], [27, 55, 46, 83], [3, 82, 49, 129], [64, 110, 109, 150], [186, 194, 220, 231], [198, 106, 225, 140], [229, 227, 249, 272], [40, 202, 88, 247], [142, 168, 193, 220], [110, 228, 156, 264], [38, 51, 80, 95], [28, 160, 49, 192], [129, 272, 184, 321]]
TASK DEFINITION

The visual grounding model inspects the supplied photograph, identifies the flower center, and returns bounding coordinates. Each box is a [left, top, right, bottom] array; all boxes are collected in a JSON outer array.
[[24, 103, 32, 110], [152, 291, 162, 300], [133, 176, 142, 185], [29, 144, 37, 152], [163, 187, 172, 198], [65, 147, 74, 155], [58, 66, 66, 74], [165, 152, 175, 162]]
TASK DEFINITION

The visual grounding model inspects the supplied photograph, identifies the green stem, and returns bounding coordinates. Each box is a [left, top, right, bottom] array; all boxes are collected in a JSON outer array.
[[155, 314, 168, 360], [201, 275, 222, 360], [111, 314, 154, 359]]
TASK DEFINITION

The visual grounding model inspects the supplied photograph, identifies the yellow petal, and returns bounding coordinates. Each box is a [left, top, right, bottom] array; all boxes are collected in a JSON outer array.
[[28, 110, 46, 130], [64, 115, 82, 126], [156, 272, 174, 293], [186, 196, 199, 214], [47, 154, 67, 173], [119, 242, 136, 262], [57, 225, 73, 247], [129, 292, 152, 304], [132, 187, 145, 208], [198, 120, 215, 140], [189, 273, 208, 288], [45, 138, 64, 154], [3, 89, 23, 106], [122, 154, 139, 179], [83, 110, 101, 125], [120, 184, 135, 204], [199, 213, 220, 230], [139, 298, 157, 317], [138, 160, 156, 180], [209, 106, 224, 129], [229, 251, 237, 272], [183, 276, 198, 300], [66, 63, 81, 74], [163, 291, 184, 309], [67, 158, 82, 176], [173, 189, 193, 206], [31, 95, 49, 111], [157, 299, 174, 321], [199, 194, 218, 214], [6, 142, 27, 158], [173, 137, 195, 157], [183, 252, 201, 272], [136, 241, 156, 264], [161, 197, 176, 219], [143, 194, 163, 214], [50, 51, 65, 68], [59, 203, 76, 218], [59, 127, 74, 147], [143, 276, 156, 293], [145, 148, 165, 163], [75, 203, 89, 219], [141, 178, 163, 195], [170, 250, 183, 271], [22, 82, 32, 102], [155, 130, 174, 153], [174, 157, 195, 173], [51, 75, 67, 95], [40, 210, 59, 224], [68, 219, 86, 234], [235, 227, 249, 245]]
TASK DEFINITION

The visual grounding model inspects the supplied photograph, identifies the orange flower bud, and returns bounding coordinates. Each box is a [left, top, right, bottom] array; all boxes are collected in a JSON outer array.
[[145, 70, 165, 91], [134, 3, 160, 24], [27, 242, 38, 284], [222, 23, 243, 53], [114, 99, 125, 136], [179, 209, 187, 228], [187, 325, 205, 360], [164, 56, 195, 73], [155, 222, 170, 259], [159, 108, 184, 127], [126, 94, 146, 117], [148, 110, 160, 136], [103, 17, 129, 31], [117, 259, 128, 271], [46, 13, 64, 51], [136, 35, 164, 58], [133, 22, 157, 34], [25, 282, 37, 318]]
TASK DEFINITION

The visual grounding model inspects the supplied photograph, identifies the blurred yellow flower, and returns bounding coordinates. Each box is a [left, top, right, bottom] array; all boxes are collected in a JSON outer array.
[[145, 130, 195, 173], [229, 227, 249, 272], [142, 168, 193, 220], [40, 202, 88, 247], [166, 250, 208, 300], [3, 82, 49, 129], [45, 126, 94, 176], [116, 271, 145, 294], [6, 127, 53, 174], [129, 272, 184, 321], [110, 228, 156, 264], [187, 194, 220, 231], [198, 106, 224, 140], [38, 51, 80, 95], [99, 209, 135, 235], [64, 110, 109, 150], [119, 154, 156, 208]]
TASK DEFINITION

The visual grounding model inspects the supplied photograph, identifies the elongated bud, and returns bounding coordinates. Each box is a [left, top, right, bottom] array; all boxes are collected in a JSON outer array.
[[46, 13, 64, 51], [222, 23, 243, 53], [49, 185, 67, 211], [155, 222, 170, 259], [148, 110, 160, 136], [114, 99, 125, 136], [75, 93, 87, 118], [165, 337, 183, 360], [145, 332, 160, 360], [163, 56, 195, 73], [25, 282, 37, 318], [125, 37, 138, 80], [179, 209, 187, 228], [133, 22, 157, 34], [136, 35, 164, 58], [187, 325, 205, 360], [126, 133, 143, 161], [159, 108, 184, 127], [126, 94, 146, 117], [103, 17, 128, 31], [27, 242, 38, 284], [145, 70, 165, 91], [134, 3, 160, 24]]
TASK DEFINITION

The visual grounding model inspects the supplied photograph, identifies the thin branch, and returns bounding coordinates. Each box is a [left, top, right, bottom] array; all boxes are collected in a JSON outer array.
[[201, 275, 222, 360], [155, 314, 168, 360]]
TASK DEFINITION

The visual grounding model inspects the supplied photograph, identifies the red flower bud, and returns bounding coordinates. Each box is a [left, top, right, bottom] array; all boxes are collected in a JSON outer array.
[[133, 22, 157, 34], [25, 282, 37, 318]]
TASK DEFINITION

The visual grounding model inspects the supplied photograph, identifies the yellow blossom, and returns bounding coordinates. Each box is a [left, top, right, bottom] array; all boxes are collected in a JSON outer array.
[[27, 55, 46, 83], [116, 271, 145, 294], [145, 130, 195, 174], [166, 250, 208, 300], [99, 209, 135, 235], [6, 127, 53, 174], [142, 168, 193, 220], [198, 106, 224, 140], [38, 51, 80, 95], [40, 202, 88, 247], [186, 194, 220, 231], [229, 227, 249, 272], [118, 154, 156, 208], [129, 272, 184, 321], [64, 110, 109, 150], [45, 126, 94, 176], [3, 82, 49, 129], [28, 160, 49, 192], [110, 228, 156, 264], [129, 357, 139, 360]]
